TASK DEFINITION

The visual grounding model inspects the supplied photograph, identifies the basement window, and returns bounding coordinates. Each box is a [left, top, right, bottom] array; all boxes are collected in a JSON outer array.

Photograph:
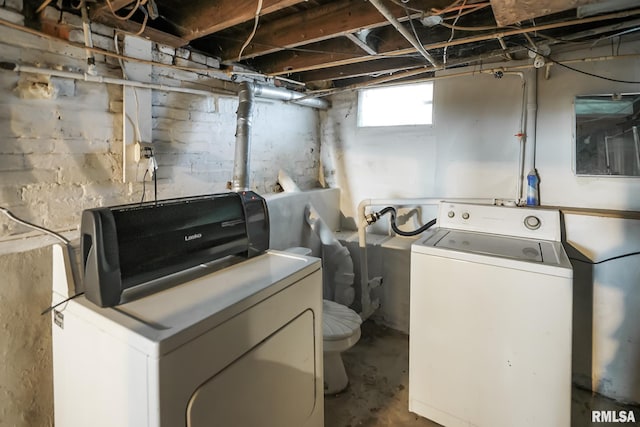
[[357, 82, 433, 127]]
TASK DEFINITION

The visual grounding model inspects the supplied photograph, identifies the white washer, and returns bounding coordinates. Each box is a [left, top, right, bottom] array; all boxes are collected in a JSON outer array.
[[51, 247, 324, 427], [409, 202, 573, 427]]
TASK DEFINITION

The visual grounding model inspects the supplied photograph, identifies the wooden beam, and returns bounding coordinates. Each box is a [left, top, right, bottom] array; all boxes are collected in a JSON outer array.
[[489, 0, 597, 27], [91, 13, 188, 48], [295, 57, 426, 83], [216, 0, 452, 61], [261, 6, 640, 76], [253, 26, 417, 75], [249, 37, 394, 75], [162, 0, 309, 41]]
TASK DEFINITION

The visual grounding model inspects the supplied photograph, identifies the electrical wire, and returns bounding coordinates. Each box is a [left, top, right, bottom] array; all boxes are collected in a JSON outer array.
[[433, 1, 489, 15], [513, 41, 640, 84], [443, 0, 466, 65], [1, 208, 82, 316], [41, 292, 85, 315], [569, 251, 640, 265], [0, 207, 70, 244], [440, 22, 499, 31], [431, 0, 462, 15], [133, 8, 149, 36], [238, 0, 264, 60], [140, 168, 149, 205], [403, 3, 425, 54], [35, 0, 53, 14], [441, 2, 490, 19], [105, 0, 142, 21]]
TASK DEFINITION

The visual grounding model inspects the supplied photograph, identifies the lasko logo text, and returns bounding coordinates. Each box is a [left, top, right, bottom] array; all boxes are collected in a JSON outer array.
[[592, 410, 637, 423], [184, 233, 202, 241]]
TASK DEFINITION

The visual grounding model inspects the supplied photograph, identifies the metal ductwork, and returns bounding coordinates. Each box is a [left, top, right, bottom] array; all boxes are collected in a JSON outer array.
[[232, 81, 255, 192], [231, 82, 329, 192], [253, 84, 329, 110]]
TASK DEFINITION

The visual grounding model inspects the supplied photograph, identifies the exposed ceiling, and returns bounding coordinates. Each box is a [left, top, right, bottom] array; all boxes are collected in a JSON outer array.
[[40, 0, 640, 92]]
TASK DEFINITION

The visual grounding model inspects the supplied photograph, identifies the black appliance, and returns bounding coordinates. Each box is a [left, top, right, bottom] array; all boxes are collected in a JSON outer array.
[[80, 191, 269, 307]]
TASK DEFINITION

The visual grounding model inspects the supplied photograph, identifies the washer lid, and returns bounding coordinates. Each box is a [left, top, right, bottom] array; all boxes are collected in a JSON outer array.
[[322, 300, 362, 341], [435, 230, 543, 262]]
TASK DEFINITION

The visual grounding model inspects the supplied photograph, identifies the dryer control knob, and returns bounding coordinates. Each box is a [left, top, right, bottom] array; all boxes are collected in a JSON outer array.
[[462, 212, 470, 220], [524, 215, 541, 230], [448, 211, 455, 218]]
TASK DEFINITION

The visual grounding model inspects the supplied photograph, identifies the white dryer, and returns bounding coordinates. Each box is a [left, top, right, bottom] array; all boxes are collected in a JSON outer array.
[[409, 202, 573, 427], [51, 246, 324, 427]]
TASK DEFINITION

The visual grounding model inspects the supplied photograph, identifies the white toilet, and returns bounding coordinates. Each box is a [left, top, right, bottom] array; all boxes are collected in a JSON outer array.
[[322, 299, 362, 394], [285, 247, 362, 394]]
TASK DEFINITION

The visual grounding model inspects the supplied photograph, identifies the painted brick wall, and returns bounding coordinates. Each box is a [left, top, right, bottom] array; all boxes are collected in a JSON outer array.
[[0, 7, 320, 239], [0, 6, 320, 426]]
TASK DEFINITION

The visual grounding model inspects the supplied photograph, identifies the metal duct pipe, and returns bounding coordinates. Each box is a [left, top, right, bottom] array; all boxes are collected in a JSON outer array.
[[253, 83, 329, 109], [232, 81, 255, 192], [231, 81, 328, 191], [368, 0, 441, 68]]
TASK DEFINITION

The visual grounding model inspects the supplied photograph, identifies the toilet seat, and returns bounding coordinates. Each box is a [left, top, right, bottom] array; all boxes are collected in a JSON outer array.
[[323, 300, 361, 340], [322, 299, 361, 344]]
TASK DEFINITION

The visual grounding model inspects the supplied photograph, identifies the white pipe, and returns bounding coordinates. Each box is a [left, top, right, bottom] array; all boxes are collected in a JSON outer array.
[[1, 62, 231, 97], [505, 71, 526, 204], [79, 0, 97, 76], [524, 69, 538, 192], [0, 63, 329, 109], [356, 197, 495, 320]]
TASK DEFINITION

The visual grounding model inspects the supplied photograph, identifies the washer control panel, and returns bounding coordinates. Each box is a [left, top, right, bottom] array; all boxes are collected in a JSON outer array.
[[437, 202, 561, 241]]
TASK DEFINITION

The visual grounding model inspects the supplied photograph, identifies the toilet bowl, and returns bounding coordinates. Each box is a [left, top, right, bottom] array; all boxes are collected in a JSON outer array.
[[322, 299, 362, 394], [285, 247, 362, 394]]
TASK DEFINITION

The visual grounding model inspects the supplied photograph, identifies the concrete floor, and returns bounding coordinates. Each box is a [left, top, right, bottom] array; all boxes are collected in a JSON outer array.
[[324, 321, 640, 427]]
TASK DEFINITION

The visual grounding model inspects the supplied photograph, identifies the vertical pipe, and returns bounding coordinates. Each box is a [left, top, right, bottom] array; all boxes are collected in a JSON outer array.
[[79, 0, 97, 76], [512, 74, 526, 204], [632, 126, 640, 174], [232, 81, 255, 192], [604, 135, 611, 174], [523, 68, 538, 197]]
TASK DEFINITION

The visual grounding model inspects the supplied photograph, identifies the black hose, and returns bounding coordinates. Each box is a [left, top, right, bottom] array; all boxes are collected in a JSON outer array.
[[375, 206, 436, 237]]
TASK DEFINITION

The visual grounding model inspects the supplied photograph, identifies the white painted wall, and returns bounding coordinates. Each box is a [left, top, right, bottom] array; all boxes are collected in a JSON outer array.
[[0, 7, 321, 425], [537, 52, 640, 210], [321, 42, 640, 403]]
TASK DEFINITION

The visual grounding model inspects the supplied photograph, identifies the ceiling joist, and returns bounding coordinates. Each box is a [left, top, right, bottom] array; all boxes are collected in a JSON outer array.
[[209, 0, 451, 62], [76, 0, 640, 90]]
